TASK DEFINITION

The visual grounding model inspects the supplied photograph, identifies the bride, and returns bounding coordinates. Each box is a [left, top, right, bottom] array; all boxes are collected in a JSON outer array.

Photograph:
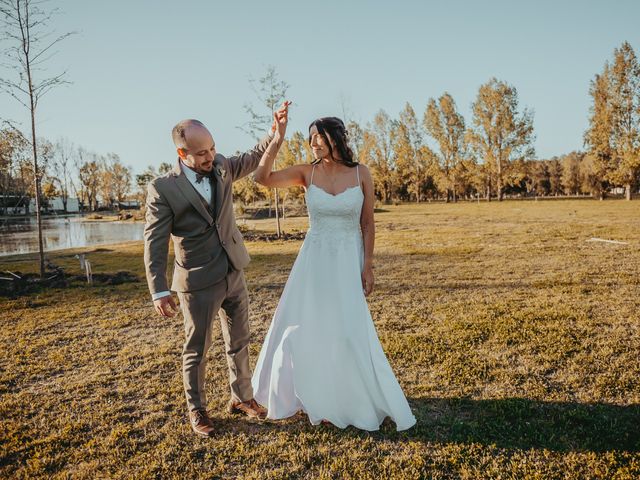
[[250, 103, 416, 431]]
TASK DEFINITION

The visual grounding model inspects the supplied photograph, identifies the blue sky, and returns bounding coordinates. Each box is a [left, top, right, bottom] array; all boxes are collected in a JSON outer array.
[[1, 0, 639, 174]]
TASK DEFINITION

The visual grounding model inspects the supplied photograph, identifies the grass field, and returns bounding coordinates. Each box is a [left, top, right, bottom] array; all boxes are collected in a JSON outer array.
[[1, 199, 639, 479]]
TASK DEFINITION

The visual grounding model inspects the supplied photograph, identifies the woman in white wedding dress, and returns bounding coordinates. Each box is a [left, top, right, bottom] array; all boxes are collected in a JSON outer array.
[[251, 106, 416, 432]]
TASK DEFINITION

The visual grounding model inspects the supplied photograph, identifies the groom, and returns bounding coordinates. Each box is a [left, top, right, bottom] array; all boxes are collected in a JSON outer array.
[[143, 105, 287, 437]]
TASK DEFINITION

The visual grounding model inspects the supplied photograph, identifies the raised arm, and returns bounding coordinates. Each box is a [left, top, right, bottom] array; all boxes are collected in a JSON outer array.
[[227, 101, 293, 182], [226, 134, 273, 182], [253, 101, 308, 189]]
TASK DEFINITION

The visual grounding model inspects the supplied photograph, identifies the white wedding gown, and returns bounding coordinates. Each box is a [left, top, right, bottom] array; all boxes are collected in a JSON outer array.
[[251, 166, 416, 431]]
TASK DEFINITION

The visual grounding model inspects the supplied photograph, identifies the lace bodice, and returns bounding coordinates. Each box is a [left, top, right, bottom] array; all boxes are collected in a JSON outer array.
[[304, 183, 363, 241]]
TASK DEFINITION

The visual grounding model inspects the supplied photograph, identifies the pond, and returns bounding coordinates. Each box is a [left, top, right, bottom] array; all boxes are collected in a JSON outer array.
[[0, 216, 144, 257]]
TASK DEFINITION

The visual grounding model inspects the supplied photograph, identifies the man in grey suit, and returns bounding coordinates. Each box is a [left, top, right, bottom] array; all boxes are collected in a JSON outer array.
[[144, 104, 288, 437]]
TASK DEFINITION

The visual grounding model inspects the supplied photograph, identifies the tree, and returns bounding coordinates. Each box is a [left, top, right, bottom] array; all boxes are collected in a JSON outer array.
[[51, 138, 75, 212], [584, 63, 614, 200], [369, 110, 395, 203], [276, 133, 307, 216], [77, 150, 101, 211], [102, 153, 131, 207], [548, 157, 563, 196], [424, 93, 467, 202], [240, 65, 288, 236], [158, 162, 172, 175], [392, 103, 426, 202], [136, 165, 156, 206], [561, 151, 585, 195], [0, 126, 29, 214], [469, 78, 535, 201], [608, 42, 640, 200], [0, 0, 74, 278]]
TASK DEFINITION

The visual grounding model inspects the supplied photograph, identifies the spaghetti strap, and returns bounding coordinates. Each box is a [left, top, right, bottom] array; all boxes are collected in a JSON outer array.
[[356, 165, 360, 186], [310, 164, 316, 186]]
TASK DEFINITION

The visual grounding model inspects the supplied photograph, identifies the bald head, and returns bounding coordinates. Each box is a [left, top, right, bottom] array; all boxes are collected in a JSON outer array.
[[172, 119, 217, 174], [171, 119, 211, 149]]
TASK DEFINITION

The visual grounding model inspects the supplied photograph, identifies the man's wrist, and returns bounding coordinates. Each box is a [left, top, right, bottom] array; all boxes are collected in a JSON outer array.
[[152, 290, 171, 301]]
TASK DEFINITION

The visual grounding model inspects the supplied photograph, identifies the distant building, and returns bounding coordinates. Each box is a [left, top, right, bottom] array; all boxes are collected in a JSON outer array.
[[27, 197, 81, 213], [117, 200, 141, 210], [48, 197, 80, 213]]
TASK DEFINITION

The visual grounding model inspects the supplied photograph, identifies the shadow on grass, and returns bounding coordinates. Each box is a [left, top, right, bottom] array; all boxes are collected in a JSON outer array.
[[204, 397, 640, 453], [404, 397, 640, 452]]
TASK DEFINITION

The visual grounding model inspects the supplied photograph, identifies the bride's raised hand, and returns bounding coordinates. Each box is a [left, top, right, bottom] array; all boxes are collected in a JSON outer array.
[[271, 100, 291, 138]]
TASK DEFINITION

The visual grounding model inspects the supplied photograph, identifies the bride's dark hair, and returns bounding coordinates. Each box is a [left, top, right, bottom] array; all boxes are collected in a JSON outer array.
[[308, 117, 358, 167]]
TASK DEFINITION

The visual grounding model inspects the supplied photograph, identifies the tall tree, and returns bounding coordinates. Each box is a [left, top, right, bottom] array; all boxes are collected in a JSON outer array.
[[393, 103, 426, 202], [240, 65, 288, 236], [424, 93, 466, 202], [469, 78, 535, 201], [51, 138, 75, 212], [584, 63, 614, 200], [0, 0, 74, 278], [369, 110, 395, 203], [102, 153, 131, 207], [561, 151, 585, 195], [0, 126, 29, 214], [609, 42, 640, 200], [77, 150, 101, 212], [548, 158, 563, 196]]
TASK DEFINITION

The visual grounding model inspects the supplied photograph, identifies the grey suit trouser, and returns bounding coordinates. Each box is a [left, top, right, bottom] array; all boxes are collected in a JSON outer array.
[[177, 268, 253, 412]]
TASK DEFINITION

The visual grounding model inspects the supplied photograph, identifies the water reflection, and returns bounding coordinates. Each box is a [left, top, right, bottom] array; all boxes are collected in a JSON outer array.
[[0, 217, 144, 256]]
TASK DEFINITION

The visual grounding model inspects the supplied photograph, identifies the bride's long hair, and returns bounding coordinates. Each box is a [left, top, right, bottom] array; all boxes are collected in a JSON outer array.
[[308, 117, 358, 167]]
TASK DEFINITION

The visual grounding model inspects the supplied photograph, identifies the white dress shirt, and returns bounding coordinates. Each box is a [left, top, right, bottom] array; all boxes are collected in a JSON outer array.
[[180, 161, 213, 204]]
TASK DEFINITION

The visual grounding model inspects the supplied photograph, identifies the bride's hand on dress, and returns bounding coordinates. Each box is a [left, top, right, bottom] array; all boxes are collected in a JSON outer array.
[[361, 265, 374, 296]]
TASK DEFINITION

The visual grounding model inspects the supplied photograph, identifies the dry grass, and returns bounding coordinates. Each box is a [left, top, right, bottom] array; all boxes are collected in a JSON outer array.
[[1, 199, 639, 479]]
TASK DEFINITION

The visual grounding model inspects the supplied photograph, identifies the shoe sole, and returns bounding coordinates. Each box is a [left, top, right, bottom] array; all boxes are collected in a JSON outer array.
[[227, 402, 267, 420]]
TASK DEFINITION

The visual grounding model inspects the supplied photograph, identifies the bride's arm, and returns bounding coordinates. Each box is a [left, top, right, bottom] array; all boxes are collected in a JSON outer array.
[[359, 165, 375, 296], [253, 102, 308, 188]]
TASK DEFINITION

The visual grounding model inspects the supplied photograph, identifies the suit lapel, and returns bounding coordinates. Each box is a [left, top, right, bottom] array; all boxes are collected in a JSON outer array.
[[173, 161, 214, 225], [212, 159, 224, 220]]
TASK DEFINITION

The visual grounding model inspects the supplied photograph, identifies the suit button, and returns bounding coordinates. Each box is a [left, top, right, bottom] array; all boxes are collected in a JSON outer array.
[[221, 241, 226, 246]]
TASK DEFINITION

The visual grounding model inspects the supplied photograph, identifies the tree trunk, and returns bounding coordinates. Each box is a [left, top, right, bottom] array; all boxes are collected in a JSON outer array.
[[27, 64, 45, 279], [625, 183, 632, 201], [274, 187, 282, 238]]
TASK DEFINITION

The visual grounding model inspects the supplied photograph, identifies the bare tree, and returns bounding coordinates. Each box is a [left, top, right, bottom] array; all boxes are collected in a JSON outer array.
[[240, 65, 288, 237], [50, 138, 75, 212], [0, 0, 74, 278]]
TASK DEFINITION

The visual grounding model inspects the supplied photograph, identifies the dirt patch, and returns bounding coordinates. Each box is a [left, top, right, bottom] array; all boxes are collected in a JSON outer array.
[[240, 230, 306, 242], [0, 269, 138, 297]]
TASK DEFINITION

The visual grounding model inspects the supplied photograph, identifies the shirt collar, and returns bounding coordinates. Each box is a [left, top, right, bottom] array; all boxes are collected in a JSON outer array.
[[180, 161, 199, 184]]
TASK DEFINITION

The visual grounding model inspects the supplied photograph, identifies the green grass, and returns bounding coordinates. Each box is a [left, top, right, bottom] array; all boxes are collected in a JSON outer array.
[[1, 199, 639, 479]]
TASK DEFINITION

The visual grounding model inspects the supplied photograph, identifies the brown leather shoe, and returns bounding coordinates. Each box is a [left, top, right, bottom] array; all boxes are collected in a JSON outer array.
[[227, 398, 267, 420], [189, 409, 215, 437]]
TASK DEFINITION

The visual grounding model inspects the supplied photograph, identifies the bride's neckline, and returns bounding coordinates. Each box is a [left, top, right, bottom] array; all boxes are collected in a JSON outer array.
[[307, 184, 361, 197]]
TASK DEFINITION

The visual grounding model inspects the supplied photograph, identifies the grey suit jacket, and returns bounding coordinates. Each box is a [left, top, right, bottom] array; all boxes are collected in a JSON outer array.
[[143, 135, 271, 295]]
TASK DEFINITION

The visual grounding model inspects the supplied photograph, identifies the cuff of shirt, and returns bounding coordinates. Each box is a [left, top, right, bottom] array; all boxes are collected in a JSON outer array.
[[152, 290, 171, 301]]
